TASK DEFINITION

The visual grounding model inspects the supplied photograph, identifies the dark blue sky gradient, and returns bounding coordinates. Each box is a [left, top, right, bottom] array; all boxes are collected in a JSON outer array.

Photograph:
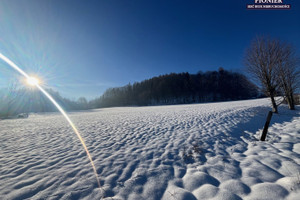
[[0, 0, 299, 99]]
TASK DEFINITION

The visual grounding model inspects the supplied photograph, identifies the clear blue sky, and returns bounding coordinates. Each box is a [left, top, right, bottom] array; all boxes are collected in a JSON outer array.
[[0, 0, 299, 99]]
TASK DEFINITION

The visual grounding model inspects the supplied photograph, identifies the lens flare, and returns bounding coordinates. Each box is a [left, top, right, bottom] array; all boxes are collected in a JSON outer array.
[[26, 76, 40, 86], [0, 53, 101, 191]]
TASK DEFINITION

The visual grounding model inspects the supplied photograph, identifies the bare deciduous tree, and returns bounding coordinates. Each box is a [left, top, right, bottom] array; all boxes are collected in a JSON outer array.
[[277, 44, 300, 110], [245, 36, 299, 112], [245, 37, 281, 113]]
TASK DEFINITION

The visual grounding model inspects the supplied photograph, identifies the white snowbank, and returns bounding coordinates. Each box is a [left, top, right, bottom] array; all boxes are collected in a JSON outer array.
[[0, 98, 299, 199]]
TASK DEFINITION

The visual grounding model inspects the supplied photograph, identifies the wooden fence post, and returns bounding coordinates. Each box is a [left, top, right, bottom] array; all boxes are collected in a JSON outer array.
[[260, 111, 273, 141]]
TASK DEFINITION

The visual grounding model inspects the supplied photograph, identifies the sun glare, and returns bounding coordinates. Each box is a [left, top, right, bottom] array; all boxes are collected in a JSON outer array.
[[0, 53, 101, 192], [26, 76, 40, 86]]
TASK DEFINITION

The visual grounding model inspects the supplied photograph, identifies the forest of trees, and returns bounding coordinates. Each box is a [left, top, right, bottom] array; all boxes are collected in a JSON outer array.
[[89, 68, 259, 108], [0, 68, 259, 118], [0, 86, 88, 119]]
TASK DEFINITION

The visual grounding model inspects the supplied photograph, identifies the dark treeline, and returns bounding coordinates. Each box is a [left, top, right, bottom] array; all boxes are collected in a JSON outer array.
[[0, 68, 259, 118], [90, 68, 259, 108], [0, 86, 88, 118]]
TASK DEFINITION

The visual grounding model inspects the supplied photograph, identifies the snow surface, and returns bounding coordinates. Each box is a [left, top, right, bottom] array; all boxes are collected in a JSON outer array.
[[0, 98, 299, 200]]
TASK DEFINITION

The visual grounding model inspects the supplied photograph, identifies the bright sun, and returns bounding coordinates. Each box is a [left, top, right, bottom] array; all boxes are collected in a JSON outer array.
[[26, 77, 40, 86]]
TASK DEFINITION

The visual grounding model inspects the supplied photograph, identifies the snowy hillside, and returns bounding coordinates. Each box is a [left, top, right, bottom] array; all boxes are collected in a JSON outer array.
[[0, 99, 299, 200]]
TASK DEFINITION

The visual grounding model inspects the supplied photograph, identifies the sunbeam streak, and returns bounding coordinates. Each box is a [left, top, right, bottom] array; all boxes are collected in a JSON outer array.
[[0, 53, 101, 191]]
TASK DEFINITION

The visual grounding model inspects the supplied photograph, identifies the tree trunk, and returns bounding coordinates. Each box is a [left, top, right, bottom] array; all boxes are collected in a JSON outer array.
[[287, 94, 295, 110], [261, 111, 273, 141], [270, 95, 278, 113], [287, 96, 292, 110]]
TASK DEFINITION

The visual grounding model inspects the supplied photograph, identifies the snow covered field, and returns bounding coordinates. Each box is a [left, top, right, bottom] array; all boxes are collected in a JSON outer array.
[[0, 98, 299, 200]]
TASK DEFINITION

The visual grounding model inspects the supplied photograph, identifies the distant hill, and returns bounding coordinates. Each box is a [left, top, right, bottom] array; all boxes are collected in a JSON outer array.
[[90, 68, 259, 108]]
